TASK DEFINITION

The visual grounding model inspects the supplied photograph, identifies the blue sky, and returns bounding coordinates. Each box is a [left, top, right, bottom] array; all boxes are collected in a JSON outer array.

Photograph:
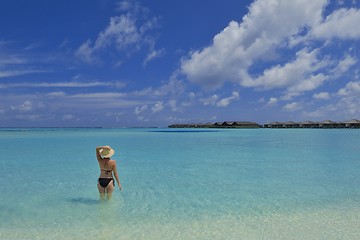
[[1, 0, 360, 127]]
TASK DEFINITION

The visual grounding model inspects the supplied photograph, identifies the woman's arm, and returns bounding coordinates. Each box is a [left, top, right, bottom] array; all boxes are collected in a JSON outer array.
[[112, 161, 122, 191], [96, 146, 109, 161]]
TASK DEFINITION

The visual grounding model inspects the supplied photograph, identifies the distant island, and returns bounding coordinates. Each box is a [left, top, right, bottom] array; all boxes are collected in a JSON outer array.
[[168, 119, 360, 129]]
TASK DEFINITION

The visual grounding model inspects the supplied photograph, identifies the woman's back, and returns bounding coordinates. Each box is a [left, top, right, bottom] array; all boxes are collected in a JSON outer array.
[[98, 158, 115, 178]]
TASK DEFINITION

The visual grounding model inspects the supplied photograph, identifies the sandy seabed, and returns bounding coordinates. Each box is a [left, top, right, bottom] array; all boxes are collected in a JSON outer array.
[[1, 207, 359, 240]]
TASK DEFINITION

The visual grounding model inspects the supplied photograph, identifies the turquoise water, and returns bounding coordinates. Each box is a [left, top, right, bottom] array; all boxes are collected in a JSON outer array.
[[0, 128, 359, 239]]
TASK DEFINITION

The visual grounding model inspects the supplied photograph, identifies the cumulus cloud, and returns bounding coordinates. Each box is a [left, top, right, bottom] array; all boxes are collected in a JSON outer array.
[[311, 8, 360, 40], [180, 0, 360, 104], [76, 0, 162, 65], [252, 48, 328, 89], [181, 0, 327, 89]]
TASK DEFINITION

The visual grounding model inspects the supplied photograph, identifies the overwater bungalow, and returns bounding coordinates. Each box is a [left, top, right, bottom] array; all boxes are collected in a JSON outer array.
[[282, 121, 299, 128], [214, 122, 224, 127], [298, 121, 319, 128], [170, 119, 360, 129], [263, 119, 360, 129], [343, 119, 360, 128], [233, 121, 261, 128], [169, 121, 260, 129], [264, 122, 283, 128], [219, 121, 260, 128], [319, 120, 336, 128]]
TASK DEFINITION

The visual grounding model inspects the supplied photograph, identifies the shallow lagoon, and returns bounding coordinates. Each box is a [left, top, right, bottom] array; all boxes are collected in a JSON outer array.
[[0, 128, 359, 239]]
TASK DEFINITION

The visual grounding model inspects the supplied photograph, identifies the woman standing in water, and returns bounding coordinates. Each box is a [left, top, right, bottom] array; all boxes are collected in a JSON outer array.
[[96, 146, 122, 200]]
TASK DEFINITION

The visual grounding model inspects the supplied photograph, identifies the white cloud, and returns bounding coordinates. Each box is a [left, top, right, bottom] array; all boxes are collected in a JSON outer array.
[[45, 91, 143, 109], [106, 112, 125, 121], [75, 40, 96, 64], [151, 101, 164, 113], [62, 114, 75, 120], [0, 81, 116, 88], [330, 55, 357, 78], [76, 0, 161, 65], [132, 76, 185, 98], [337, 81, 360, 96], [180, 0, 360, 105], [152, 77, 185, 97], [47, 92, 66, 97], [143, 48, 165, 66], [70, 92, 126, 99], [94, 15, 141, 51], [252, 48, 328, 89], [134, 104, 148, 115], [216, 91, 239, 107], [311, 8, 360, 40], [0, 69, 48, 78], [313, 92, 330, 100], [181, 0, 327, 89], [180, 92, 196, 108], [0, 54, 26, 66], [266, 97, 278, 106], [15, 114, 40, 121], [168, 100, 178, 112], [0, 45, 50, 78], [11, 100, 33, 112], [199, 94, 219, 106], [283, 102, 303, 112], [305, 81, 360, 119], [199, 91, 239, 107]]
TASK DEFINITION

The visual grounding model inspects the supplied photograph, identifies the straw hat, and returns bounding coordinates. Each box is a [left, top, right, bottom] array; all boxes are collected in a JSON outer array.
[[99, 147, 115, 158]]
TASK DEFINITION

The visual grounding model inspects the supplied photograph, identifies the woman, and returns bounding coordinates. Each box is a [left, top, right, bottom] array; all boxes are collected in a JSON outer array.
[[96, 145, 122, 200]]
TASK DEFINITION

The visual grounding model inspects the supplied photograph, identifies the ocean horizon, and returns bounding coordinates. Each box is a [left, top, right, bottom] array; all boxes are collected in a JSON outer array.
[[0, 128, 359, 239]]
